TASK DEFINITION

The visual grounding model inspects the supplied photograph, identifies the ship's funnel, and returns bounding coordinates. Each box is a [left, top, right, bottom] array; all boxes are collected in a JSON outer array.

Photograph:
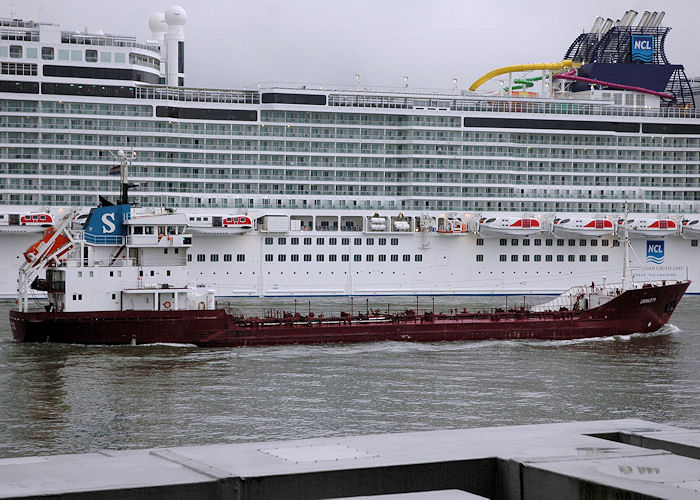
[[621, 10, 637, 26], [651, 11, 665, 28], [637, 11, 650, 27], [645, 12, 657, 28], [600, 18, 613, 34], [590, 16, 604, 34]]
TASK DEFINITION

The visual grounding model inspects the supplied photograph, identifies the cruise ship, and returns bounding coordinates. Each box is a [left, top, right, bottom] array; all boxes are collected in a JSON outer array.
[[1, 6, 699, 298]]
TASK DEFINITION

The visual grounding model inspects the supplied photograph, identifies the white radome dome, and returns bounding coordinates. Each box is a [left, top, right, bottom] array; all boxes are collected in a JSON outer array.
[[165, 5, 187, 26], [148, 12, 168, 33]]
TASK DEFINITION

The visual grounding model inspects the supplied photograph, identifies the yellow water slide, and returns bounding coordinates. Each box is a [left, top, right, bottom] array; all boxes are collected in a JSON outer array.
[[469, 60, 580, 91]]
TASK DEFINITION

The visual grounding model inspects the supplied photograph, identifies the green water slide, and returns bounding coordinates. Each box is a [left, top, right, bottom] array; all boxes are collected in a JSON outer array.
[[505, 74, 547, 91]]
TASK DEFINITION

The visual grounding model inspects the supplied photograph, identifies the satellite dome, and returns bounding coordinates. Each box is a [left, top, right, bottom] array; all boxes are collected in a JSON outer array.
[[148, 12, 167, 33], [165, 5, 187, 26]]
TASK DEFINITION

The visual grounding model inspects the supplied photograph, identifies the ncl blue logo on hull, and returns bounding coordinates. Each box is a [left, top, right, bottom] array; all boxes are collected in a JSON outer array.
[[646, 240, 664, 264]]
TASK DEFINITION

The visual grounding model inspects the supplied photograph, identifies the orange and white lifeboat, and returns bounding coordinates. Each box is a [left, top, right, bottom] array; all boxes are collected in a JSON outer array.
[[23, 227, 72, 267], [553, 218, 615, 238], [681, 219, 700, 239], [478, 217, 542, 237], [622, 218, 678, 238], [436, 217, 467, 234], [20, 212, 53, 227]]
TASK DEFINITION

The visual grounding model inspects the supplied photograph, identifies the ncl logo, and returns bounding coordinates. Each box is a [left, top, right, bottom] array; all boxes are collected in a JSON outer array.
[[631, 35, 654, 63], [646, 240, 664, 264]]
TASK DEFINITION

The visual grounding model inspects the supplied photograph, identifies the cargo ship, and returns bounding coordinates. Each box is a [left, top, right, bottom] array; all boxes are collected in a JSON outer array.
[[9, 167, 690, 346]]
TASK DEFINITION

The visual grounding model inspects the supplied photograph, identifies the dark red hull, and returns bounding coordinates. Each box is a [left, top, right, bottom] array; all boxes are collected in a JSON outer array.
[[9, 282, 690, 347]]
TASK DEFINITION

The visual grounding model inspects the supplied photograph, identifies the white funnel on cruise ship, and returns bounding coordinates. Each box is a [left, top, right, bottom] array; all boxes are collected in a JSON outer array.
[[163, 5, 186, 87]]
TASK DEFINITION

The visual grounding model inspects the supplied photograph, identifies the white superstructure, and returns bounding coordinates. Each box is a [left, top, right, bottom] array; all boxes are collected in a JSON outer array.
[[1, 7, 699, 297]]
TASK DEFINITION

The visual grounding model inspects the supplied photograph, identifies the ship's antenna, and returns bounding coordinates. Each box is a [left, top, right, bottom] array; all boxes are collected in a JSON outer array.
[[621, 202, 629, 291], [107, 149, 137, 205]]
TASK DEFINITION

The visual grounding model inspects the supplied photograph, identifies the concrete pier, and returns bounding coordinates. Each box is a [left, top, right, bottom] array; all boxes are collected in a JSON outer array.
[[1, 419, 699, 499]]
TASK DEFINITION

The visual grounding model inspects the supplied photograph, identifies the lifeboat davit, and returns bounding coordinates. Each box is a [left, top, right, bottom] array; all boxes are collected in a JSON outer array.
[[437, 217, 467, 234], [553, 218, 615, 238], [20, 212, 53, 227], [622, 218, 678, 238], [681, 219, 700, 239], [23, 227, 72, 266], [478, 217, 542, 237]]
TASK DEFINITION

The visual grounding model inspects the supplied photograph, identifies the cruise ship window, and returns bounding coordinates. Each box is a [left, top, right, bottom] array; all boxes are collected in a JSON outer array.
[[197, 254, 205, 262], [590, 239, 598, 247], [85, 50, 98, 63], [499, 255, 506, 262], [476, 254, 484, 262], [510, 255, 517, 262], [354, 255, 361, 262], [133, 226, 143, 235], [557, 255, 564, 262], [499, 239, 507, 246], [342, 238, 350, 245], [291, 237, 299, 245], [342, 255, 349, 262], [613, 240, 620, 247], [692, 240, 699, 247], [557, 239, 564, 246], [278, 237, 286, 245], [304, 254, 312, 262], [579, 239, 586, 247], [9, 45, 21, 58], [379, 238, 386, 246], [354, 238, 362, 245], [511, 239, 518, 246], [568, 255, 575, 262], [415, 255, 422, 262], [602, 255, 609, 262], [264, 237, 273, 245], [317, 255, 325, 262], [568, 239, 576, 247], [329, 238, 337, 245], [545, 239, 553, 246], [476, 239, 484, 246], [391, 238, 398, 245], [265, 254, 273, 262], [291, 254, 299, 262], [41, 47, 54, 60], [58, 49, 69, 60], [523, 239, 530, 246], [304, 237, 312, 245], [545, 255, 552, 262], [100, 52, 111, 63], [366, 238, 374, 245], [187, 255, 192, 262], [278, 255, 286, 262], [534, 255, 542, 262], [224, 254, 232, 262], [379, 255, 386, 262], [602, 240, 609, 247], [534, 239, 541, 246], [237, 254, 245, 262], [71, 50, 81, 61], [366, 255, 374, 262], [579, 255, 586, 262], [329, 254, 337, 262], [590, 255, 597, 262], [316, 238, 324, 245], [391, 255, 399, 262], [523, 255, 530, 262], [403, 254, 410, 262]]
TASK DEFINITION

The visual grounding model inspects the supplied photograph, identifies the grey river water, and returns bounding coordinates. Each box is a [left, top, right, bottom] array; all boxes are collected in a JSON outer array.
[[0, 295, 698, 459]]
